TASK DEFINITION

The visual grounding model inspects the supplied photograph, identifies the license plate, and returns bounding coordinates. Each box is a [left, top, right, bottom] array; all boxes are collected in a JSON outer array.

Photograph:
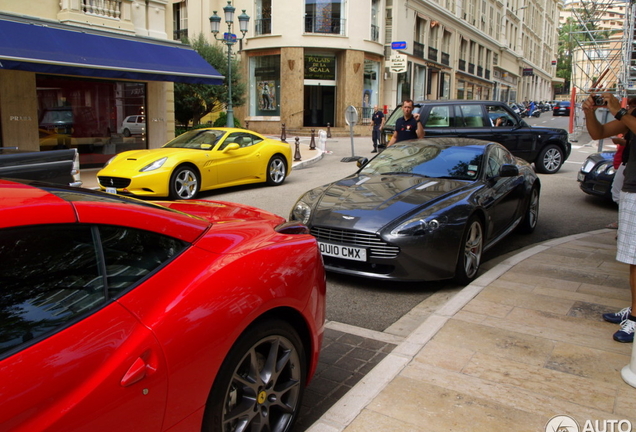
[[106, 187, 117, 194], [318, 242, 367, 262], [577, 172, 585, 182]]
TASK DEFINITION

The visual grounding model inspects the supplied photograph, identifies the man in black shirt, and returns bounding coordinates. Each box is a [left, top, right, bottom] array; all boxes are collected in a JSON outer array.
[[387, 99, 424, 146], [370, 105, 385, 153]]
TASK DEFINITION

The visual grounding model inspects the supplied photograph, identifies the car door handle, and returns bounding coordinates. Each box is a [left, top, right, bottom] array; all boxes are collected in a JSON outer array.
[[121, 354, 158, 387]]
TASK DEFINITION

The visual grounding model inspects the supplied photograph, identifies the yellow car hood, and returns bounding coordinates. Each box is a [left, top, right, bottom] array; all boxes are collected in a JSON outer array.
[[114, 148, 201, 165]]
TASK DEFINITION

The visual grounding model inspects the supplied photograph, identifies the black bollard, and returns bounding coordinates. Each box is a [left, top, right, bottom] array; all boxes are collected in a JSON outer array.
[[293, 137, 302, 161], [327, 123, 332, 138], [310, 129, 316, 150], [281, 123, 287, 142], [245, 120, 249, 130]]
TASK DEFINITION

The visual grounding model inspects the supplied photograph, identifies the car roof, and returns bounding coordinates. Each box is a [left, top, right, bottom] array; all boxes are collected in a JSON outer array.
[[0, 180, 209, 242]]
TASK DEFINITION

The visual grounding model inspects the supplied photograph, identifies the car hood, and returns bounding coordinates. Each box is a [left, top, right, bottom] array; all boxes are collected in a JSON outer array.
[[309, 174, 472, 231], [113, 148, 204, 165]]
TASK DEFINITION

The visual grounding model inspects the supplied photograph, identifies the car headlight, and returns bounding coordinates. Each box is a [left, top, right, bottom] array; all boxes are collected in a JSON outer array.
[[581, 158, 596, 173], [594, 161, 614, 175], [291, 201, 312, 224], [391, 215, 447, 236], [140, 157, 167, 172]]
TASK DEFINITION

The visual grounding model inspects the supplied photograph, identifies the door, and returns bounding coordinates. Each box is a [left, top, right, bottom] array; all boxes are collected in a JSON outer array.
[[214, 132, 265, 186], [304, 85, 335, 127]]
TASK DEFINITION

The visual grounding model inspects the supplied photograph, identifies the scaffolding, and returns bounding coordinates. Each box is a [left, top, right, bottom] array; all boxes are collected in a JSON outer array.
[[563, 0, 636, 138]]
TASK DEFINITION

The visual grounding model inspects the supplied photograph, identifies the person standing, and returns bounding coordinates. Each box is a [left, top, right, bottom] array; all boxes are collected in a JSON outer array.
[[583, 93, 636, 342], [370, 105, 385, 153], [387, 100, 424, 147]]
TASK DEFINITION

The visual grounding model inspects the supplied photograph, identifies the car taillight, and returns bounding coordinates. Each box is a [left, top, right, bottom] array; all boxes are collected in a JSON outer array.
[[275, 221, 311, 235]]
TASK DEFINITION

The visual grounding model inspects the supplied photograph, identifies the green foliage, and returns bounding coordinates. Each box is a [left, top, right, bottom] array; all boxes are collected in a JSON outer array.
[[174, 33, 247, 127], [213, 112, 241, 128]]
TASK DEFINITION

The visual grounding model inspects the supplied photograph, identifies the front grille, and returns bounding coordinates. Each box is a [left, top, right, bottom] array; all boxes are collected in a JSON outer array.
[[311, 226, 400, 259], [98, 176, 131, 188]]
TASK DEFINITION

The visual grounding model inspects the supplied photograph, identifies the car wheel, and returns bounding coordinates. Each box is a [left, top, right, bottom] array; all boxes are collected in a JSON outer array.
[[535, 144, 564, 174], [518, 186, 540, 234], [266, 155, 287, 186], [203, 319, 306, 432], [454, 216, 483, 285], [169, 166, 200, 200], [123, 128, 131, 137]]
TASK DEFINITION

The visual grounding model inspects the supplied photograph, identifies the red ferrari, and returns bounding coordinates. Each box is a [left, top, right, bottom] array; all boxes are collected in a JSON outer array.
[[0, 179, 326, 432]]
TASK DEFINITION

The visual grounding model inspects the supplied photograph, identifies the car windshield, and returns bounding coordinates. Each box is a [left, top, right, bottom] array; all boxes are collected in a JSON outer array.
[[163, 129, 223, 149], [360, 142, 483, 180]]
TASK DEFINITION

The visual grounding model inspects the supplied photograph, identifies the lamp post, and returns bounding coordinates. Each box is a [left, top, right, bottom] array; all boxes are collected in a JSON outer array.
[[210, 2, 250, 128]]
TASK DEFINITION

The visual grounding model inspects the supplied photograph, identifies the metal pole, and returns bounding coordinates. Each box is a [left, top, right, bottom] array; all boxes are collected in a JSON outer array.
[[226, 35, 234, 128]]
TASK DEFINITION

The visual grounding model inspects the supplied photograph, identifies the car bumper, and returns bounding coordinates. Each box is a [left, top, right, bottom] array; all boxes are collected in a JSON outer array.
[[97, 169, 172, 197], [578, 170, 614, 200]]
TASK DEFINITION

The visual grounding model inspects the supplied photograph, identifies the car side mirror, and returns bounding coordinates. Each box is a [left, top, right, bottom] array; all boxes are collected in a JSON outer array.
[[357, 157, 369, 168], [500, 164, 519, 177], [222, 143, 240, 152]]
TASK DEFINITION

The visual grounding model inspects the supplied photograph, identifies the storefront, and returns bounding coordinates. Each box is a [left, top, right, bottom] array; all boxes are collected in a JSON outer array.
[[0, 15, 222, 166]]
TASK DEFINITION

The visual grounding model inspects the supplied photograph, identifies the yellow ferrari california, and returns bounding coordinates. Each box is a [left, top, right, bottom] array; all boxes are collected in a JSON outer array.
[[97, 128, 293, 200]]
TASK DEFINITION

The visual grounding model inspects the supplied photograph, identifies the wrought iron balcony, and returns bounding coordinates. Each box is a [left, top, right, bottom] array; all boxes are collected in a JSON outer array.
[[255, 18, 272, 35], [468, 63, 475, 74], [459, 59, 466, 71], [428, 47, 438, 62], [414, 42, 425, 59], [305, 16, 345, 35], [477, 66, 483, 77], [371, 24, 379, 42], [173, 28, 188, 41], [441, 52, 450, 66]]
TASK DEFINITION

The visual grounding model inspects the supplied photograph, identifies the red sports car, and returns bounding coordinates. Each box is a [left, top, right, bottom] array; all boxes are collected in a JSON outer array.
[[0, 179, 326, 432]]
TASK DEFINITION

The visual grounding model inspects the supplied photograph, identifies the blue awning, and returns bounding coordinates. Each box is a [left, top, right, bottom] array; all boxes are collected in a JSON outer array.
[[0, 17, 223, 85]]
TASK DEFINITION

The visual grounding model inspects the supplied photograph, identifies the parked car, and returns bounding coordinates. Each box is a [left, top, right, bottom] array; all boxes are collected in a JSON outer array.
[[290, 138, 540, 284], [98, 127, 292, 200], [0, 178, 326, 432], [578, 150, 616, 201], [39, 107, 74, 134], [118, 115, 146, 136], [553, 101, 571, 116], [382, 100, 571, 174]]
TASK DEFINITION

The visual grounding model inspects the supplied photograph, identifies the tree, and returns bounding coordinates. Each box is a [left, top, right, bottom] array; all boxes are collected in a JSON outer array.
[[174, 33, 247, 127]]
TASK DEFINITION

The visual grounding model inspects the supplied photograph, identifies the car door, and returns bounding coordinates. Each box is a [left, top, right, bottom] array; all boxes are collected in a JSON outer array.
[[214, 132, 265, 186], [421, 104, 456, 137], [485, 104, 537, 162], [479, 146, 524, 241], [0, 224, 170, 432], [454, 104, 492, 141]]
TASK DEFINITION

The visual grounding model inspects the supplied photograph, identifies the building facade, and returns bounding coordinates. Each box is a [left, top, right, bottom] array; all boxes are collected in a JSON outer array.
[[174, 0, 560, 135], [0, 0, 221, 165]]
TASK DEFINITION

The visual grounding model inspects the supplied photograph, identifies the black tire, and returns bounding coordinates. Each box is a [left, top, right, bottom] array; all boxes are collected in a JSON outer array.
[[123, 128, 131, 137], [535, 144, 564, 174], [168, 166, 200, 200], [266, 155, 287, 186], [518, 186, 540, 234], [203, 319, 306, 432], [454, 216, 484, 285]]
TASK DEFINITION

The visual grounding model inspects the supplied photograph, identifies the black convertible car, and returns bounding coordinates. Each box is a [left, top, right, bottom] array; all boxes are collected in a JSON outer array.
[[289, 138, 540, 284]]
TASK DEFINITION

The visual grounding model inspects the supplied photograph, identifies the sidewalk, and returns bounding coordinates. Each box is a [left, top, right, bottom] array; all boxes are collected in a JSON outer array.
[[307, 229, 636, 432]]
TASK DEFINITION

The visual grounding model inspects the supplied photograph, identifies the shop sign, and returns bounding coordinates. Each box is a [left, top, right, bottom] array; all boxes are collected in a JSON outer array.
[[523, 68, 534, 76], [389, 54, 407, 73], [304, 55, 336, 80]]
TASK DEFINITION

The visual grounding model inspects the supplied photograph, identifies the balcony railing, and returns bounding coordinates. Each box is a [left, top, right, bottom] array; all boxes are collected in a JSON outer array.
[[485, 69, 490, 80], [305, 16, 345, 35], [477, 66, 483, 77], [173, 28, 188, 41], [428, 47, 438, 62], [441, 52, 450, 66], [371, 24, 379, 42], [468, 63, 475, 74], [83, 0, 121, 19], [255, 18, 272, 35], [459, 59, 466, 71], [413, 42, 425, 59]]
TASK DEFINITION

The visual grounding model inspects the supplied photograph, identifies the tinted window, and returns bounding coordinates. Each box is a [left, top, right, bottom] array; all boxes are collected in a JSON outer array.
[[457, 105, 485, 127], [0, 224, 187, 356], [425, 106, 452, 127], [486, 104, 518, 127]]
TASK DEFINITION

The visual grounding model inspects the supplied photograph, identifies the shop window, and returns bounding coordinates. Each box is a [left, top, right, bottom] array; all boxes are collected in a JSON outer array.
[[249, 55, 280, 116], [36, 75, 146, 167]]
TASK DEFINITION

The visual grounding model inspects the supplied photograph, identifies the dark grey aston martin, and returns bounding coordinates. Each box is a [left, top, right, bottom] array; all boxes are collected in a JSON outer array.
[[289, 138, 540, 284]]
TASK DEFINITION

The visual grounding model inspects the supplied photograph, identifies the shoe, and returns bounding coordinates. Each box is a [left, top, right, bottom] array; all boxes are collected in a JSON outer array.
[[603, 307, 632, 324], [371, 149, 378, 153], [606, 221, 619, 229], [613, 319, 635, 343]]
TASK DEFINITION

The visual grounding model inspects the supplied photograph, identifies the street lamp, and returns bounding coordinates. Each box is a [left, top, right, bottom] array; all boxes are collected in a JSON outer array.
[[210, 2, 250, 128]]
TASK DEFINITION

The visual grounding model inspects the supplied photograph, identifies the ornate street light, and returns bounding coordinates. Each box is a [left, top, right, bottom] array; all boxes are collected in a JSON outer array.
[[210, 2, 250, 128]]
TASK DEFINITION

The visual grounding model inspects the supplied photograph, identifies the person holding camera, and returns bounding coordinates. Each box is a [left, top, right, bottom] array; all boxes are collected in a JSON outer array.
[[583, 92, 636, 342]]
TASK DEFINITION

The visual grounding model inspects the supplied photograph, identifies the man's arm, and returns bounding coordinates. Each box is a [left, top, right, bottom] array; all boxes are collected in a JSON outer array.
[[416, 120, 425, 138], [387, 131, 398, 147], [583, 93, 627, 139]]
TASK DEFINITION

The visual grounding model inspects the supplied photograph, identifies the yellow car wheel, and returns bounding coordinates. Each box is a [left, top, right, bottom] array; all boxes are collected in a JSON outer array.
[[169, 166, 200, 200], [266, 155, 287, 186]]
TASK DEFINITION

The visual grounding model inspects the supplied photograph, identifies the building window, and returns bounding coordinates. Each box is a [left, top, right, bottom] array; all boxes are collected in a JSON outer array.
[[256, 0, 272, 35], [305, 0, 345, 35], [249, 55, 281, 116], [173, 1, 188, 41], [363, 59, 381, 120], [371, 0, 380, 41]]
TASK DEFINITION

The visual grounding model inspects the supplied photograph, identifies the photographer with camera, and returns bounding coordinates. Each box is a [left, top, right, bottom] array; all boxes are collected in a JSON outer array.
[[583, 92, 636, 342]]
